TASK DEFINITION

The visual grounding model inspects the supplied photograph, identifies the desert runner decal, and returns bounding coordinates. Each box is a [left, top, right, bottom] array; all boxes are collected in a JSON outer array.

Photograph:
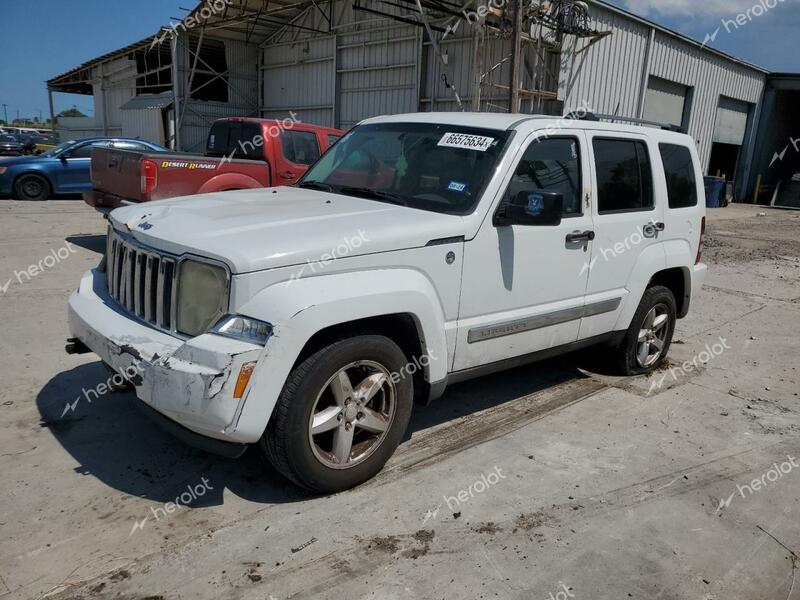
[[437, 132, 495, 152], [160, 161, 217, 170]]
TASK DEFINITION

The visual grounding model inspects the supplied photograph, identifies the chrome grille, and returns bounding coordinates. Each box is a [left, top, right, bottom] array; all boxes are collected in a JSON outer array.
[[106, 228, 177, 332]]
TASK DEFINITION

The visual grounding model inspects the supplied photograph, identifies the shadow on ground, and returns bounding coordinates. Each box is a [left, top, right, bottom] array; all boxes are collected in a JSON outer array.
[[67, 233, 106, 254], [38, 352, 594, 506]]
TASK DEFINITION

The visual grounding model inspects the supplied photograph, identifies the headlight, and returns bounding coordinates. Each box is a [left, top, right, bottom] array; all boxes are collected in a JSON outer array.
[[176, 259, 229, 337], [212, 315, 273, 345]]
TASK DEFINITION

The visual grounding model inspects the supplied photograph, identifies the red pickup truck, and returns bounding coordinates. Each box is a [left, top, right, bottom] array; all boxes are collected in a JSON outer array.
[[84, 117, 343, 211]]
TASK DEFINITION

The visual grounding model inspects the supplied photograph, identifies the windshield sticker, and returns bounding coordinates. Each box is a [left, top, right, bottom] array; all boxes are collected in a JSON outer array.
[[437, 132, 495, 152], [447, 181, 467, 193]]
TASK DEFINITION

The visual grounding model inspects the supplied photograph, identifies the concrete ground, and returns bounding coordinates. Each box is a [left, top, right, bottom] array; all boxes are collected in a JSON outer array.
[[0, 200, 798, 600]]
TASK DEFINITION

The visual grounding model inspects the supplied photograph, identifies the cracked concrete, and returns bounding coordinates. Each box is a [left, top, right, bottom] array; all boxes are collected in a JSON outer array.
[[0, 201, 798, 599]]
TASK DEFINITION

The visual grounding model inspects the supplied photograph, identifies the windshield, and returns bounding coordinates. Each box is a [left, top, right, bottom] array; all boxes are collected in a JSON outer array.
[[300, 122, 512, 215], [40, 140, 78, 157], [0, 135, 17, 143]]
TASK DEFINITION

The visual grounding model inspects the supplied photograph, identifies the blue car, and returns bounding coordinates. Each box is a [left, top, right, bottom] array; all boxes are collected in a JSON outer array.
[[0, 137, 168, 200]]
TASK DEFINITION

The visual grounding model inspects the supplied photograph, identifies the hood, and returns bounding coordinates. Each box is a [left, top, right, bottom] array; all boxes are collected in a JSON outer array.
[[0, 154, 44, 165], [110, 186, 466, 273]]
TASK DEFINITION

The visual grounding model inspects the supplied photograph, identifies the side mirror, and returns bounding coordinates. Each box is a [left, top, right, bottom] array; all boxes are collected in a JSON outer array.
[[495, 190, 563, 227]]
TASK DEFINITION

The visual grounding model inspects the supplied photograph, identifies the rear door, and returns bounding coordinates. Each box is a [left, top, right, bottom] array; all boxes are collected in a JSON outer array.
[[274, 129, 321, 184], [580, 132, 666, 339]]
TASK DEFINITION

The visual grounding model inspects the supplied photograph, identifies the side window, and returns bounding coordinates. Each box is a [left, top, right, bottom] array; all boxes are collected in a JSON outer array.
[[280, 130, 320, 165], [659, 143, 697, 208], [593, 138, 654, 214], [327, 134, 342, 146], [505, 137, 582, 216], [68, 142, 108, 159]]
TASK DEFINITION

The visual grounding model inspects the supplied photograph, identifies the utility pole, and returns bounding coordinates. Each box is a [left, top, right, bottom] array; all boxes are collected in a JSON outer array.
[[508, 0, 523, 114], [1, 104, 7, 124]]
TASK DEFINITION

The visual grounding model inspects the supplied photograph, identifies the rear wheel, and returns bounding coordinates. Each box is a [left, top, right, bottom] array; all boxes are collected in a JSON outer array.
[[261, 334, 414, 493], [14, 174, 51, 200], [616, 285, 676, 376]]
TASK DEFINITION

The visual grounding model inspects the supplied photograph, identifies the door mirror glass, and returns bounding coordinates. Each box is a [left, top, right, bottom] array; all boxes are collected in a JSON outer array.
[[496, 190, 563, 226]]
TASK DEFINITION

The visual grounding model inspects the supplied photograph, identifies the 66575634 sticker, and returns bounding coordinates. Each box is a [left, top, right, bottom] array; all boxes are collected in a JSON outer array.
[[437, 132, 495, 152]]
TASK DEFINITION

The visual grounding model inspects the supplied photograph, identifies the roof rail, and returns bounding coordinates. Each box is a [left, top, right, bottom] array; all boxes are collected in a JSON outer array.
[[565, 111, 687, 134]]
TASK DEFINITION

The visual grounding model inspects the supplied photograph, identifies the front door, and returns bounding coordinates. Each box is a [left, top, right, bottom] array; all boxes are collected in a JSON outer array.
[[274, 129, 321, 184], [55, 141, 109, 192], [454, 133, 595, 372]]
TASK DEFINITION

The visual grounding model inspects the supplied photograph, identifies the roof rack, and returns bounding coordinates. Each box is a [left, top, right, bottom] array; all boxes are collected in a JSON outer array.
[[565, 111, 687, 134]]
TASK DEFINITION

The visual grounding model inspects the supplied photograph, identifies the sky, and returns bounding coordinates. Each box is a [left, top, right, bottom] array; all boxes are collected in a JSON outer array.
[[0, 0, 798, 123]]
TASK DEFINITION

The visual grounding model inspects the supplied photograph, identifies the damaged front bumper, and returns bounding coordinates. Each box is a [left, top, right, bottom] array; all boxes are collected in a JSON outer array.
[[67, 268, 264, 452]]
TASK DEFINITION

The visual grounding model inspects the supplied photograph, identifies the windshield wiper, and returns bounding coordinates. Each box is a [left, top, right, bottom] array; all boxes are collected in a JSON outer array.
[[339, 187, 408, 206], [297, 180, 334, 192]]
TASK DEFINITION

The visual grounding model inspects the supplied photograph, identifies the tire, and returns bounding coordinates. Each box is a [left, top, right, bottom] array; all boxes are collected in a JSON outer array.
[[261, 334, 414, 493], [615, 285, 676, 376], [14, 174, 51, 200]]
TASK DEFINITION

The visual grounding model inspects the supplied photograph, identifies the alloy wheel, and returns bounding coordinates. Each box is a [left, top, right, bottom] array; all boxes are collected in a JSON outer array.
[[308, 360, 397, 469], [636, 303, 671, 368]]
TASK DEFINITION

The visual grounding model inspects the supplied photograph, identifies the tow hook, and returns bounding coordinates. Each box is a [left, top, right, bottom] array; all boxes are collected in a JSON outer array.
[[65, 337, 91, 355]]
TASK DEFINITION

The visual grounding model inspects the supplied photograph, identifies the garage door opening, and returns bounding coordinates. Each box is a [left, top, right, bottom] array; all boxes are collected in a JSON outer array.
[[711, 96, 753, 200], [708, 142, 741, 181]]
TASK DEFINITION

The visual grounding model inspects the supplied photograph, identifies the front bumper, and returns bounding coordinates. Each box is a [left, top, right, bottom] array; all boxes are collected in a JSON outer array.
[[68, 268, 264, 448]]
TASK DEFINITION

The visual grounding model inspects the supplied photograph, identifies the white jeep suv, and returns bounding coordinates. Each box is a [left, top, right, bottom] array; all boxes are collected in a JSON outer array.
[[67, 112, 707, 492]]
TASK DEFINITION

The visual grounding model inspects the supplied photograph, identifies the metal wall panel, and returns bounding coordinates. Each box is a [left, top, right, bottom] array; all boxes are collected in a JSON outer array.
[[648, 30, 763, 168], [560, 3, 765, 170], [120, 108, 165, 146], [176, 36, 261, 152], [261, 2, 563, 126], [91, 57, 138, 134], [559, 5, 650, 117]]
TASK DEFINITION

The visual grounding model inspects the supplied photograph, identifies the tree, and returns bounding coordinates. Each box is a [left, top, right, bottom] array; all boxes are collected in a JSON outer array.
[[58, 107, 87, 118]]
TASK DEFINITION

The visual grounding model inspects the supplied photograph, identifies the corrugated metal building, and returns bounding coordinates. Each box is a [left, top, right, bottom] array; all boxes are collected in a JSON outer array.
[[47, 0, 773, 201]]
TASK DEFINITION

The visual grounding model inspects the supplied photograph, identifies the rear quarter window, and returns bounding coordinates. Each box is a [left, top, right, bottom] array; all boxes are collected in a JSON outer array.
[[659, 143, 698, 208]]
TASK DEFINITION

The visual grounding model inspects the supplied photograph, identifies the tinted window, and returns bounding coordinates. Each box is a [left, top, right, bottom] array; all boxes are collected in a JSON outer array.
[[206, 122, 263, 160], [659, 143, 697, 208], [68, 142, 108, 159], [280, 130, 320, 165], [506, 137, 582, 216], [593, 139, 653, 213], [327, 134, 342, 146]]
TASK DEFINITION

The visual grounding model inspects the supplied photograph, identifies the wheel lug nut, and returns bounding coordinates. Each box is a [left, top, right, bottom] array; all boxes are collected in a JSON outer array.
[[345, 422, 352, 431], [337, 414, 343, 421], [357, 412, 364, 420]]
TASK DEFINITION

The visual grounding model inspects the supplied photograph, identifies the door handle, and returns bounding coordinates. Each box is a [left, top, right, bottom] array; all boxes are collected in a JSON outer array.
[[643, 221, 665, 237], [566, 230, 595, 244], [279, 171, 294, 179]]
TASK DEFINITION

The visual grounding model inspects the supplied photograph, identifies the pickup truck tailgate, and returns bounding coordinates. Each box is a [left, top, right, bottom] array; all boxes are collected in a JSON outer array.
[[91, 146, 146, 202]]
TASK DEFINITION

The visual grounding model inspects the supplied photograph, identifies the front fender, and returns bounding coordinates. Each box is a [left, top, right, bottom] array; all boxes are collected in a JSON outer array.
[[197, 172, 266, 194], [231, 268, 448, 442]]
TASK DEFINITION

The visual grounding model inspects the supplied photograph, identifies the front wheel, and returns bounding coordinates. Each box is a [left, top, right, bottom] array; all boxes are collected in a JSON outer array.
[[14, 174, 51, 200], [261, 334, 414, 493], [616, 285, 676, 376]]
